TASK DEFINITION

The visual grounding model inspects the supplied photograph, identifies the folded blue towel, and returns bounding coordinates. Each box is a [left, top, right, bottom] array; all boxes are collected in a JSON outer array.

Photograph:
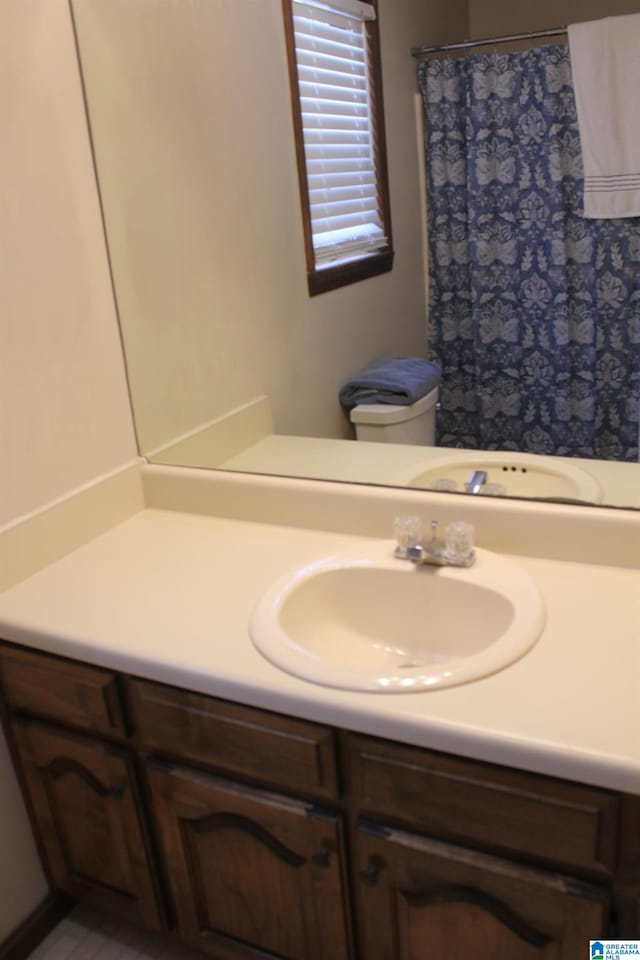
[[339, 357, 441, 411]]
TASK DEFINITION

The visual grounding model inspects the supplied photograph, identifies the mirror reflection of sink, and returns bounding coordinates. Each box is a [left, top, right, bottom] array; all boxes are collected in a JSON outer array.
[[397, 451, 603, 503], [250, 542, 545, 693]]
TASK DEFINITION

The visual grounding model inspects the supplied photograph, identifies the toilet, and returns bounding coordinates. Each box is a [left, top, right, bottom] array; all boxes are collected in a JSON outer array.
[[349, 386, 439, 445]]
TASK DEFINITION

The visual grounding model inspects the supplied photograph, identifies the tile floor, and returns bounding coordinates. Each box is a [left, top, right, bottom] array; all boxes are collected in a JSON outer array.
[[27, 907, 201, 960]]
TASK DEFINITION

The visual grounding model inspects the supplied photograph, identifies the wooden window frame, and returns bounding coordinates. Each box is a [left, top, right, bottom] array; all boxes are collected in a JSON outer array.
[[282, 0, 394, 296]]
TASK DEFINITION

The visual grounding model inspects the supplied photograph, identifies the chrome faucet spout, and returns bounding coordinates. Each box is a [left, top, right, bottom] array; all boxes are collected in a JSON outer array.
[[466, 469, 488, 494]]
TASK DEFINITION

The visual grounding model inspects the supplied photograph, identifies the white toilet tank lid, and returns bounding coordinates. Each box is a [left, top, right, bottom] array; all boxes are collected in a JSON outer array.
[[349, 386, 438, 425]]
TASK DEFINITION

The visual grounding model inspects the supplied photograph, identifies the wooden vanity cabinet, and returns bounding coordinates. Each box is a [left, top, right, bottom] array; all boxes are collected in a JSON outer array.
[[146, 760, 350, 960], [9, 718, 164, 931], [128, 679, 350, 960], [0, 642, 126, 737], [345, 733, 618, 957], [126, 678, 338, 801], [0, 643, 164, 932], [1, 639, 638, 960], [353, 822, 608, 958]]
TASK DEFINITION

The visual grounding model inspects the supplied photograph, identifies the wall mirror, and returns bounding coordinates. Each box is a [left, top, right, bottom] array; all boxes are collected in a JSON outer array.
[[70, 0, 640, 510]]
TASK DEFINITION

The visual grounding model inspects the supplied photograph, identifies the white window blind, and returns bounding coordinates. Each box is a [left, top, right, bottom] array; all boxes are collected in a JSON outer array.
[[292, 0, 387, 267]]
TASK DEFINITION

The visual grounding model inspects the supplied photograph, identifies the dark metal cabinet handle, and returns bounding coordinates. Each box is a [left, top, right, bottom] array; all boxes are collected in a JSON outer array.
[[311, 843, 332, 868], [359, 856, 385, 886]]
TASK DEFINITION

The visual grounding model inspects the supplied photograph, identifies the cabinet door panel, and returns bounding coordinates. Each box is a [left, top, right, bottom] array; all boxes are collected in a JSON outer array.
[[147, 761, 350, 960], [346, 734, 618, 877], [11, 718, 163, 931], [0, 643, 125, 736], [129, 678, 338, 800], [354, 823, 608, 960]]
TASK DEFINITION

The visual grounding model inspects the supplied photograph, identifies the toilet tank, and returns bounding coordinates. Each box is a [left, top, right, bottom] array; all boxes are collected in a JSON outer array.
[[349, 387, 438, 445]]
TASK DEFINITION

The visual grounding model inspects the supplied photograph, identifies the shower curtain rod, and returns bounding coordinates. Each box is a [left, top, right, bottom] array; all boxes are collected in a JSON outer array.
[[411, 26, 567, 58]]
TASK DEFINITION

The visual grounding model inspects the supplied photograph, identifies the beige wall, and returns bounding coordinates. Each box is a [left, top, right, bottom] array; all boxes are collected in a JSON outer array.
[[0, 0, 138, 939], [0, 0, 137, 529], [72, 0, 468, 452], [469, 0, 640, 37]]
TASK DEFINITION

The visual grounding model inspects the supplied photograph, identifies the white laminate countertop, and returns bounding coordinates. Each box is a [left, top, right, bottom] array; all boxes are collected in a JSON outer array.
[[0, 505, 639, 794]]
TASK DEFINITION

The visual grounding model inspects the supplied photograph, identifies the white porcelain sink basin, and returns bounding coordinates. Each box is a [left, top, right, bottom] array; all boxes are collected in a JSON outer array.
[[398, 451, 602, 503], [250, 542, 545, 692]]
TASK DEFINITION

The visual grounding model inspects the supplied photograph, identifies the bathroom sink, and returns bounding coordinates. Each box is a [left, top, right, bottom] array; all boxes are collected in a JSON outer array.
[[250, 541, 545, 692], [398, 451, 602, 503]]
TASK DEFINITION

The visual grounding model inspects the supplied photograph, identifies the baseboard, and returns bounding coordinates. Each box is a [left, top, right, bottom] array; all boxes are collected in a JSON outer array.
[[0, 894, 73, 960]]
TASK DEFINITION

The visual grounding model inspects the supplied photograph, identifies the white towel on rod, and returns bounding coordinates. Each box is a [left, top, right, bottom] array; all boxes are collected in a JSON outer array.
[[568, 13, 640, 219]]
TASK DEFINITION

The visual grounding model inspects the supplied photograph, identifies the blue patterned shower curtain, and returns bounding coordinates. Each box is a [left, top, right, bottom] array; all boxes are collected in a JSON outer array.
[[418, 45, 640, 460]]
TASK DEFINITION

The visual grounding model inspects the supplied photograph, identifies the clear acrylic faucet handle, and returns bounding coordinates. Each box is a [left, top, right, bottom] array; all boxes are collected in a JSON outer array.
[[393, 515, 422, 550]]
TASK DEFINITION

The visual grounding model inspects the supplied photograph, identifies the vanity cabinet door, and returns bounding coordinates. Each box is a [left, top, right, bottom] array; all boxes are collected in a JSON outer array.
[[11, 717, 164, 931], [146, 759, 351, 960], [354, 822, 609, 960]]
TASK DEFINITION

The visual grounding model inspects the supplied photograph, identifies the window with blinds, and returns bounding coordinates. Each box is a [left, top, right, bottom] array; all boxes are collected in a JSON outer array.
[[284, 0, 393, 294]]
